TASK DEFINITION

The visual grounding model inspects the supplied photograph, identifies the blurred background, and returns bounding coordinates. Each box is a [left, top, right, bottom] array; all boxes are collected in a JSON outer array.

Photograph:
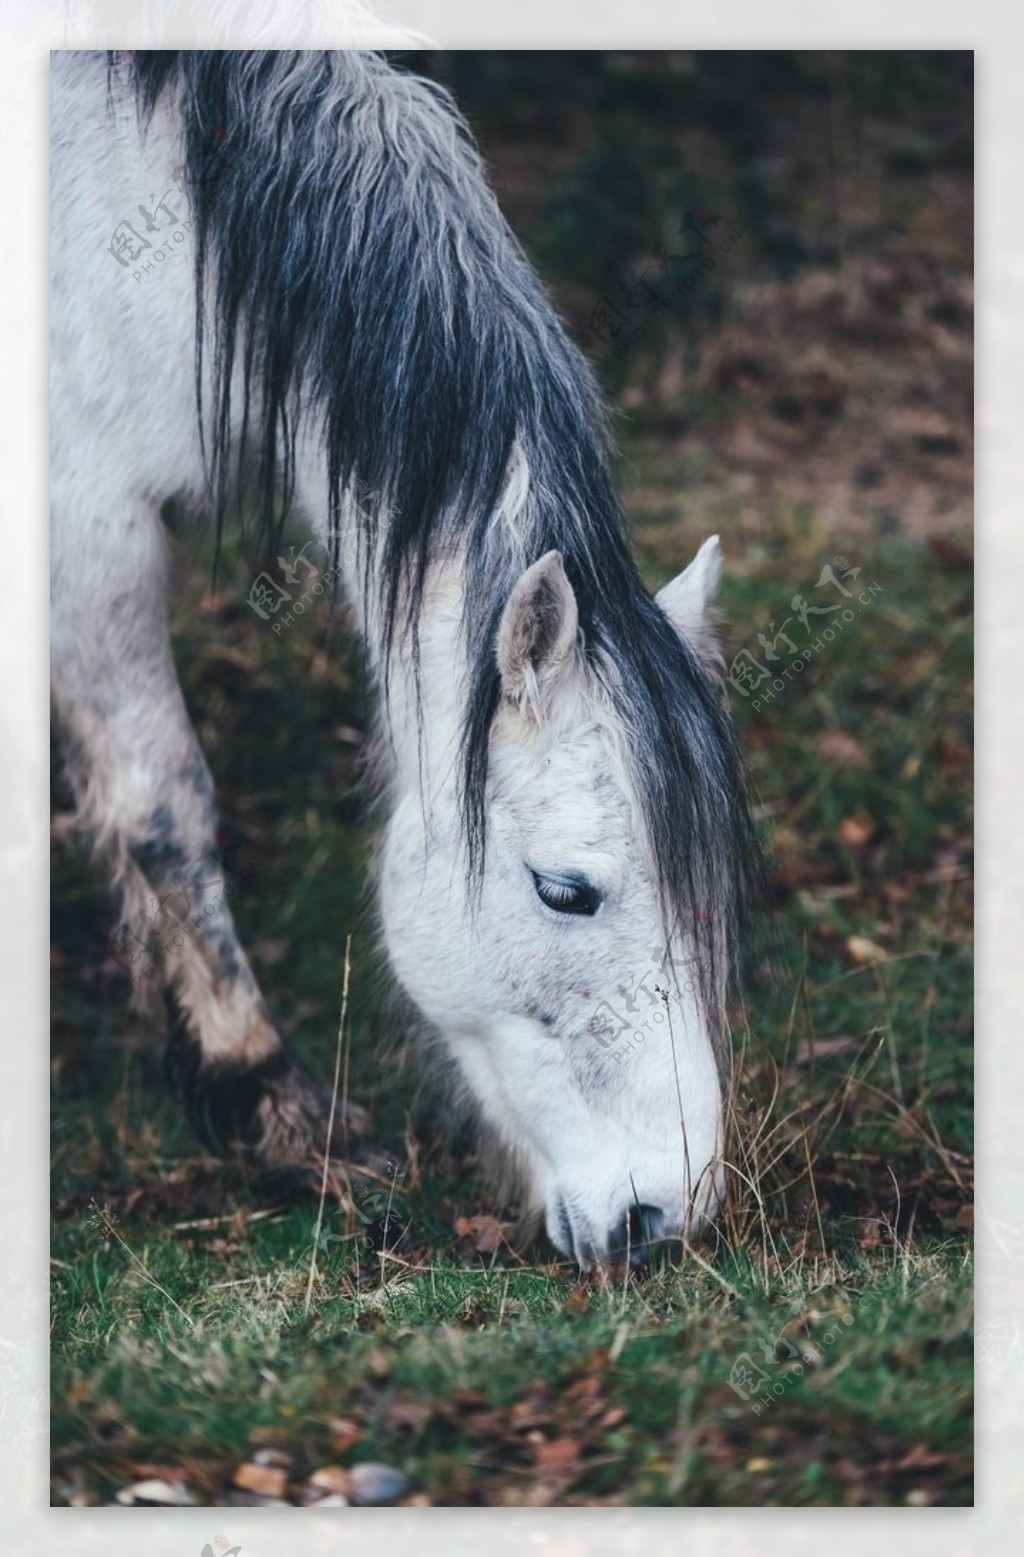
[[418, 49, 972, 540], [51, 52, 973, 1507]]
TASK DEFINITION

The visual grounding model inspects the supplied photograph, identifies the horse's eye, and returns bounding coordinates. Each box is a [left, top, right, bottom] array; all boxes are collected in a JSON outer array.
[[531, 871, 602, 917]]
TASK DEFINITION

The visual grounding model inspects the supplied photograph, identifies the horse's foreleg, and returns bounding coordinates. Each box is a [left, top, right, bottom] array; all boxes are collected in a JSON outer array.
[[51, 497, 357, 1175]]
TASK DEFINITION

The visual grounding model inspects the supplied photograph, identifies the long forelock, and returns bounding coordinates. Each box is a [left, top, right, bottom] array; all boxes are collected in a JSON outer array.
[[117, 47, 760, 1049]]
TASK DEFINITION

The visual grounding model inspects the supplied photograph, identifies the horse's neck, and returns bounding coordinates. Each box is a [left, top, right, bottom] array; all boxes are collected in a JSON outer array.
[[375, 562, 468, 809], [291, 445, 469, 811]]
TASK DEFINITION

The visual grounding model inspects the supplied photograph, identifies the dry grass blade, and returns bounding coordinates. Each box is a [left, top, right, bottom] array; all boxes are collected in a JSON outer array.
[[304, 933, 352, 1318], [90, 1200, 195, 1330]]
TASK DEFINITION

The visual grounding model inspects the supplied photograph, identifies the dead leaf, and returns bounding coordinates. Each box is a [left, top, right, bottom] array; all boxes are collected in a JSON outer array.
[[510, 1394, 554, 1433], [893, 1444, 950, 1472], [454, 1213, 511, 1253], [308, 1466, 352, 1497], [122, 1462, 190, 1485], [953, 1205, 974, 1231], [327, 1417, 363, 1453], [198, 590, 240, 617], [233, 1462, 288, 1498], [386, 1399, 433, 1432], [860, 1218, 885, 1249], [794, 1035, 859, 1065], [560, 1375, 602, 1414], [846, 935, 890, 965], [463, 1407, 506, 1436], [817, 731, 869, 766], [891, 407, 961, 455], [533, 1436, 580, 1472]]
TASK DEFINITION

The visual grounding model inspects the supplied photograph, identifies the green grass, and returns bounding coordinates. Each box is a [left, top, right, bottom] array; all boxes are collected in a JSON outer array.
[[51, 478, 972, 1507], [51, 48, 973, 1507]]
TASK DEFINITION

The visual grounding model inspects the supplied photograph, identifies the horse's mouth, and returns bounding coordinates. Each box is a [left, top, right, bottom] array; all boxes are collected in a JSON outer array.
[[547, 1196, 682, 1273]]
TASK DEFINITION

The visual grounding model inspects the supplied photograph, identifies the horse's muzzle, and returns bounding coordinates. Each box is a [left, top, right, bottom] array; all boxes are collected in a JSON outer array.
[[551, 1198, 682, 1271], [607, 1203, 680, 1271]]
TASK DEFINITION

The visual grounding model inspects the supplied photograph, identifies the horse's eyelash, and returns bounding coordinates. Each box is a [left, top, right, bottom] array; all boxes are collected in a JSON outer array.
[[540, 880, 577, 901], [530, 871, 603, 915], [531, 870, 587, 894]]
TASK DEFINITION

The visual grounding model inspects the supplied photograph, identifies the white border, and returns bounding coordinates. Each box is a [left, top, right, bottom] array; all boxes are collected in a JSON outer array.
[[3, 2, 1012, 1552]]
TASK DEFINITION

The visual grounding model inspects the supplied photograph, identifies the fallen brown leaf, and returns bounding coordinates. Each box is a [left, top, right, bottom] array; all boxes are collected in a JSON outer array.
[[386, 1399, 433, 1432], [846, 935, 889, 964], [510, 1394, 554, 1433], [533, 1436, 581, 1471], [233, 1462, 288, 1498], [892, 1444, 951, 1472], [564, 1284, 591, 1313], [454, 1213, 512, 1253], [860, 1218, 885, 1249], [794, 1034, 860, 1065], [308, 1466, 352, 1497], [326, 1419, 362, 1451], [817, 731, 869, 766]]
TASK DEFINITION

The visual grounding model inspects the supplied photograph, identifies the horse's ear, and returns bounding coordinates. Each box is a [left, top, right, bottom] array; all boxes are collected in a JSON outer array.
[[655, 535, 723, 667], [497, 550, 580, 718]]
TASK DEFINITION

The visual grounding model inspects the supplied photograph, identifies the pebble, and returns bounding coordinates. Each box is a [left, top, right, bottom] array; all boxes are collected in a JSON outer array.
[[347, 1462, 408, 1506], [308, 1466, 351, 1497], [252, 1446, 294, 1471], [115, 1478, 196, 1507]]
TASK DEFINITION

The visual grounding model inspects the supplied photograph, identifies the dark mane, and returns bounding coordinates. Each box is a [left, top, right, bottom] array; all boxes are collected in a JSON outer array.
[[114, 48, 760, 1047]]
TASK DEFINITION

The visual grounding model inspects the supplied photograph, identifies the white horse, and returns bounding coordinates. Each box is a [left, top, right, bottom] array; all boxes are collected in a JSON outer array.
[[51, 50, 758, 1269]]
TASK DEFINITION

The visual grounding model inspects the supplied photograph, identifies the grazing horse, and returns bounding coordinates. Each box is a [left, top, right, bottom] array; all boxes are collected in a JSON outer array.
[[50, 50, 757, 1269]]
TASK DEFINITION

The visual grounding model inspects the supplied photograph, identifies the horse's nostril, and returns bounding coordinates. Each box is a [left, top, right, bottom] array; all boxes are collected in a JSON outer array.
[[609, 1203, 668, 1270]]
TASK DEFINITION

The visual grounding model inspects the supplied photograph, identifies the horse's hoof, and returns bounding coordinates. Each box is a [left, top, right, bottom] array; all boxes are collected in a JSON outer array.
[[250, 1057, 369, 1174], [165, 1024, 369, 1176]]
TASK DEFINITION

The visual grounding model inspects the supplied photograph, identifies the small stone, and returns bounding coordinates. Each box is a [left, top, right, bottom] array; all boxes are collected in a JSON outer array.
[[232, 1461, 289, 1498], [347, 1462, 408, 1506], [53, 1474, 95, 1507], [115, 1478, 196, 1507], [308, 1466, 352, 1497], [252, 1446, 294, 1470]]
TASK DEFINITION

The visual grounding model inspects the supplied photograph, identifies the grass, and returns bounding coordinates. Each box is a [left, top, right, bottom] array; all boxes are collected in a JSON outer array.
[[50, 48, 972, 1508], [50, 466, 973, 1507]]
